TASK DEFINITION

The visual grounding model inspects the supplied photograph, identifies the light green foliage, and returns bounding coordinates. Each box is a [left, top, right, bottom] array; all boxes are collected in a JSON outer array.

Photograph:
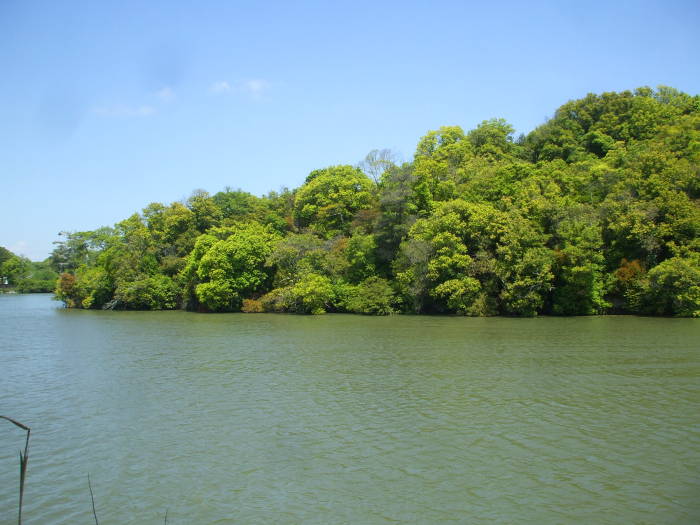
[[294, 165, 376, 237], [143, 202, 198, 260], [266, 233, 328, 287], [1, 254, 30, 285], [213, 187, 289, 233], [187, 190, 222, 233], [637, 254, 700, 317], [50, 228, 115, 273], [50, 86, 700, 317], [183, 222, 280, 312], [289, 273, 335, 314], [56, 266, 113, 308], [261, 273, 335, 314], [114, 274, 178, 310], [432, 277, 482, 314], [14, 262, 58, 293], [550, 207, 611, 315], [345, 277, 397, 315], [413, 126, 468, 213], [467, 118, 519, 160], [524, 87, 690, 162], [344, 233, 378, 283], [0, 251, 58, 293], [0, 246, 13, 268]]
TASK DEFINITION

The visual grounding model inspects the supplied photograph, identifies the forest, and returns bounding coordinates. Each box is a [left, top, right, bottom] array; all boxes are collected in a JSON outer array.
[[17, 87, 699, 316]]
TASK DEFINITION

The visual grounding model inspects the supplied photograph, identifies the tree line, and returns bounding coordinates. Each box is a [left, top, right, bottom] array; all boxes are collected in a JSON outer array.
[[47, 87, 699, 317], [0, 246, 58, 293]]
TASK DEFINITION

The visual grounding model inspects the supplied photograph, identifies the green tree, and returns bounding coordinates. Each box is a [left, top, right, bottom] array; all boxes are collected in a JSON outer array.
[[294, 165, 375, 237], [635, 254, 700, 317], [182, 223, 280, 311], [345, 277, 397, 315]]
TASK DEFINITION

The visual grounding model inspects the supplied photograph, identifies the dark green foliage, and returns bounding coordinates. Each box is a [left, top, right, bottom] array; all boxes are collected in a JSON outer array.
[[50, 86, 700, 317]]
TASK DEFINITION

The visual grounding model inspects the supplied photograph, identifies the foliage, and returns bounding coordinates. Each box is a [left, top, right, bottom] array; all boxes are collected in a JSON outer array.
[[260, 273, 335, 314], [345, 277, 397, 315], [294, 165, 376, 237], [0, 248, 58, 293], [49, 86, 700, 317], [181, 222, 280, 312], [114, 274, 179, 310], [636, 253, 700, 317]]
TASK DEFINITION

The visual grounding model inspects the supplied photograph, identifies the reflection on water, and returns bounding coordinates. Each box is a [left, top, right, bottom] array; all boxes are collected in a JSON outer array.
[[1, 294, 699, 523]]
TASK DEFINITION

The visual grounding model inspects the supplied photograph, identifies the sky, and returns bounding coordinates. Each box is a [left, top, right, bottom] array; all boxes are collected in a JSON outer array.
[[1, 0, 699, 261]]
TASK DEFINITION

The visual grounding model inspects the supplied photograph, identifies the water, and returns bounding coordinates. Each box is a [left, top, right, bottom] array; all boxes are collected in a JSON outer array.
[[1, 294, 699, 524]]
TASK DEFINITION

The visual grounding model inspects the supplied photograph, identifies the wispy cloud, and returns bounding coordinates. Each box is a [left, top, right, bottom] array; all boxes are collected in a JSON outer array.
[[210, 79, 271, 99], [155, 86, 176, 102], [93, 105, 156, 118], [240, 79, 270, 99], [210, 81, 231, 94]]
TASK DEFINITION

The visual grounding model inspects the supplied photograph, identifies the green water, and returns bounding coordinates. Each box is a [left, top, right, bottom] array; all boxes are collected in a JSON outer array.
[[1, 294, 699, 524]]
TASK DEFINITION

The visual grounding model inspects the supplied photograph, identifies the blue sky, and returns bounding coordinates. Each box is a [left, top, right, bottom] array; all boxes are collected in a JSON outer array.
[[1, 0, 699, 260]]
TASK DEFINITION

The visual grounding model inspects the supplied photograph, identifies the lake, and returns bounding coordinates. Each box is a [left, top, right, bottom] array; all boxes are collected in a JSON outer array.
[[1, 294, 699, 524]]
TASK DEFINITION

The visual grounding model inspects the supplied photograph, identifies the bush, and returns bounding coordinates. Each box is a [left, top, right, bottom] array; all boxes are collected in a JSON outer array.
[[114, 275, 179, 310], [346, 277, 397, 315], [16, 278, 56, 293], [241, 298, 264, 313], [288, 274, 335, 314], [638, 254, 700, 317], [260, 273, 335, 314], [55, 273, 78, 307]]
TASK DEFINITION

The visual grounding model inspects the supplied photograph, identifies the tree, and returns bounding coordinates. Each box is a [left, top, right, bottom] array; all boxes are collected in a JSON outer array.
[[636, 254, 700, 317], [467, 118, 519, 160], [357, 149, 398, 185], [294, 165, 375, 238], [182, 223, 280, 312], [45, 85, 699, 317], [345, 277, 397, 315]]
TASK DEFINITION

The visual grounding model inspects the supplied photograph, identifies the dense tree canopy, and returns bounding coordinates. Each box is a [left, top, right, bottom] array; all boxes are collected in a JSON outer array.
[[51, 87, 700, 316]]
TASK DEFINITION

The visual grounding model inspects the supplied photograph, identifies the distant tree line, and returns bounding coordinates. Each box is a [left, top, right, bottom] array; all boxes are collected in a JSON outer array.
[[51, 87, 700, 316], [0, 246, 58, 293]]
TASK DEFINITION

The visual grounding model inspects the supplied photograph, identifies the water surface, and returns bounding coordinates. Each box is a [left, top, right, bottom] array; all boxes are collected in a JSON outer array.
[[1, 294, 699, 523]]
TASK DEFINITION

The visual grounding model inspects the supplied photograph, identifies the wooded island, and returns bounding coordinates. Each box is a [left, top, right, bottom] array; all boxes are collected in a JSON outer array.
[[5, 87, 698, 316]]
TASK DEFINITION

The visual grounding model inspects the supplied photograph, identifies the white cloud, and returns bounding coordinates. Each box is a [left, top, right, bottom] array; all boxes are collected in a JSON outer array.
[[239, 79, 270, 99], [210, 81, 231, 94], [155, 87, 176, 102], [210, 79, 271, 99], [93, 105, 156, 117]]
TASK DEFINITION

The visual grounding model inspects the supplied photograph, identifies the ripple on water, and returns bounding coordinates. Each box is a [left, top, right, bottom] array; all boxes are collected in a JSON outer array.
[[1, 297, 700, 523]]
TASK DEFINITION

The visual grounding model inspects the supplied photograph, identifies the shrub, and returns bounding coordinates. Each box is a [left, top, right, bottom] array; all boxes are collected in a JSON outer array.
[[346, 277, 397, 315], [114, 275, 179, 310], [241, 298, 264, 313]]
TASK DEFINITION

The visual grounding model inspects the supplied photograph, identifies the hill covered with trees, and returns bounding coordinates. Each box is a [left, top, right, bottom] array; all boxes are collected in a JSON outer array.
[[52, 87, 700, 317]]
